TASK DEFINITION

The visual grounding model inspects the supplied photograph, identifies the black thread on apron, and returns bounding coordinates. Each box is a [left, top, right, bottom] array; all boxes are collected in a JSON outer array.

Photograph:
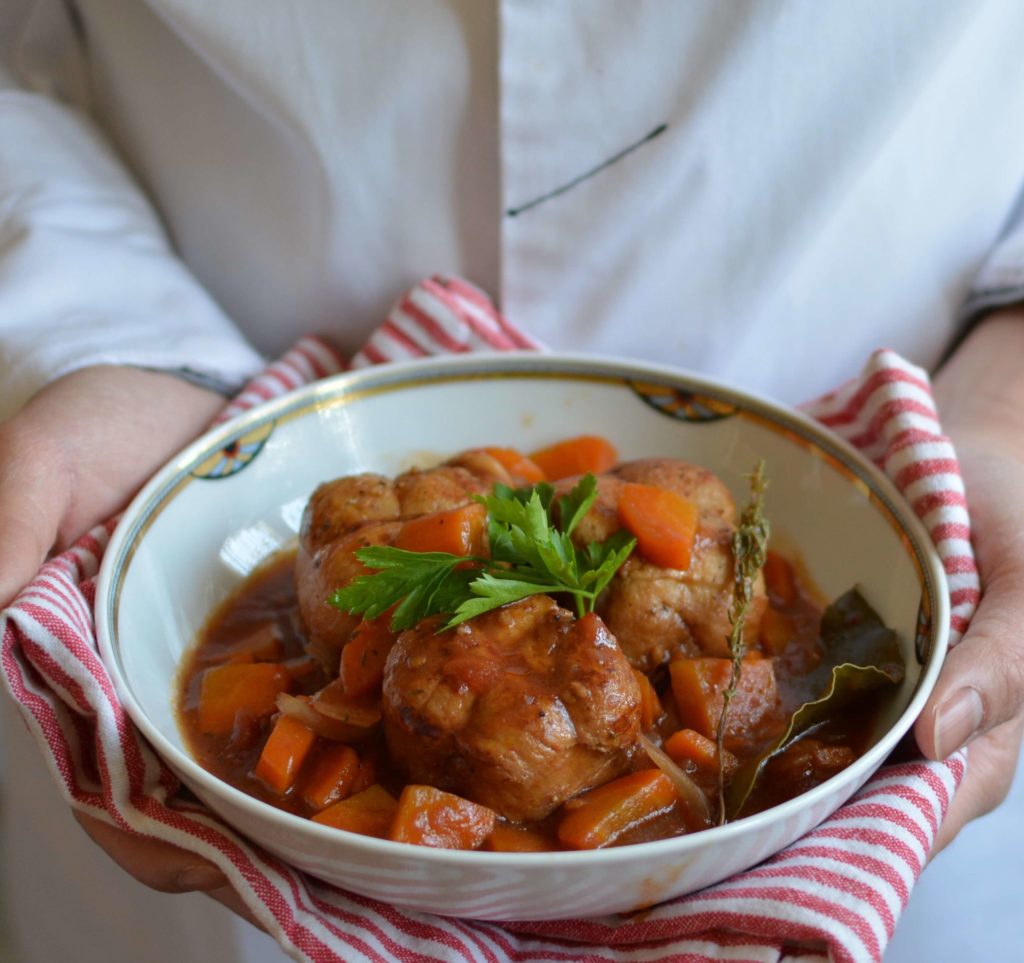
[[505, 123, 668, 218]]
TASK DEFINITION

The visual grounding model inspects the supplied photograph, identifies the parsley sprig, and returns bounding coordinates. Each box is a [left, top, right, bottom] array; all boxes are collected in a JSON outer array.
[[329, 474, 636, 630]]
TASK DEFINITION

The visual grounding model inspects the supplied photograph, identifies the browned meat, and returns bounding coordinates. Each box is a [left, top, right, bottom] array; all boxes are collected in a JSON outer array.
[[444, 450, 516, 487], [301, 474, 400, 554], [392, 465, 494, 519], [295, 520, 401, 672], [381, 596, 641, 822], [300, 464, 497, 555], [444, 448, 548, 487], [612, 459, 736, 522], [564, 459, 767, 671], [297, 462, 503, 665]]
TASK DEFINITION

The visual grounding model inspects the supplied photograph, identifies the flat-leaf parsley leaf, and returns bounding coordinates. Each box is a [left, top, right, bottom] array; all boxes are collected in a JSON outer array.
[[329, 474, 636, 630]]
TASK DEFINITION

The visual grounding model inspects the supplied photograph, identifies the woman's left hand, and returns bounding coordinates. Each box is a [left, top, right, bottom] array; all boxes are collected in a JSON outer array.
[[915, 307, 1024, 853]]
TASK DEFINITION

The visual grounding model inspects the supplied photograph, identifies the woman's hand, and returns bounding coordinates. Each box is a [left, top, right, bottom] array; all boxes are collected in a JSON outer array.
[[73, 811, 261, 927], [0, 365, 225, 605], [0, 364, 248, 900], [916, 308, 1024, 853]]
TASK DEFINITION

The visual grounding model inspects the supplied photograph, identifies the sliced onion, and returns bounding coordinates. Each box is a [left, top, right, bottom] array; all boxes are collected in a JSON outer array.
[[446, 450, 513, 486], [638, 733, 711, 826], [276, 693, 375, 742], [309, 678, 382, 726]]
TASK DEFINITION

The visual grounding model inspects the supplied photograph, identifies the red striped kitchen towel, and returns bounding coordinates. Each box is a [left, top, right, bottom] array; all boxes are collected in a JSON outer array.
[[0, 275, 975, 963]]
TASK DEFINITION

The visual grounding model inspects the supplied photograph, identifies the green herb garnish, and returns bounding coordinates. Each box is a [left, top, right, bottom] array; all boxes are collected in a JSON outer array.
[[716, 460, 770, 824], [329, 474, 636, 631]]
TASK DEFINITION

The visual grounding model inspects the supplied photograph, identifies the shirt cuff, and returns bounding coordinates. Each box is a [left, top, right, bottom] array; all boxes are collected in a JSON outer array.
[[949, 188, 1024, 356]]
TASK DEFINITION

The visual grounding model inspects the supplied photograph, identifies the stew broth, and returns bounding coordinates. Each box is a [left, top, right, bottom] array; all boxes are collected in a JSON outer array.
[[178, 545, 885, 846]]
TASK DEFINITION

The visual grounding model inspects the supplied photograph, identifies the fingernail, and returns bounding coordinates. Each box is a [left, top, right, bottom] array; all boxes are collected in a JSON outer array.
[[934, 686, 984, 759], [174, 864, 229, 892]]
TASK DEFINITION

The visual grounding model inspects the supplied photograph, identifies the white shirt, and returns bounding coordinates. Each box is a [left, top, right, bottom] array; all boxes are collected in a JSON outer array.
[[3, 3, 1024, 962], [2, 0, 1024, 418]]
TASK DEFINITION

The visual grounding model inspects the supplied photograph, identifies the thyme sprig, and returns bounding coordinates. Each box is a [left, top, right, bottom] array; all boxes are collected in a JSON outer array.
[[716, 460, 770, 824]]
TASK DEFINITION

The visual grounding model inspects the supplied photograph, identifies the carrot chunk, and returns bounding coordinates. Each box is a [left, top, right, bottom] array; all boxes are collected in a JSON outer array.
[[253, 714, 317, 794], [312, 784, 398, 837], [388, 785, 496, 850], [668, 659, 718, 737], [758, 606, 795, 655], [299, 742, 361, 811], [197, 663, 290, 736], [341, 618, 398, 698], [617, 482, 699, 570], [481, 447, 547, 484], [633, 668, 663, 731], [557, 770, 678, 849], [663, 728, 738, 777], [393, 502, 487, 556], [529, 435, 618, 481], [762, 550, 797, 606], [484, 824, 551, 852], [348, 754, 377, 796], [669, 657, 780, 751], [225, 623, 284, 662]]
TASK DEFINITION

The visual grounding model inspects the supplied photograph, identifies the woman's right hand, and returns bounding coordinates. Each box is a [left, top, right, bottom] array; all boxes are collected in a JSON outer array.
[[0, 364, 226, 606], [0, 363, 267, 905]]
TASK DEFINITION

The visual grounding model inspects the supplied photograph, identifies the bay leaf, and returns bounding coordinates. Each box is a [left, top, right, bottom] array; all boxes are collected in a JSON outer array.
[[725, 588, 905, 818]]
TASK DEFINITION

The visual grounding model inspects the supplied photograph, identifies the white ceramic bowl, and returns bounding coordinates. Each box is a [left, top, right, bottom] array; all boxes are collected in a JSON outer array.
[[96, 353, 949, 921]]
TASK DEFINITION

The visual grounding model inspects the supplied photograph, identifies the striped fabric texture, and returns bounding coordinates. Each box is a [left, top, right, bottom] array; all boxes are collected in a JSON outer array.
[[0, 276, 974, 963]]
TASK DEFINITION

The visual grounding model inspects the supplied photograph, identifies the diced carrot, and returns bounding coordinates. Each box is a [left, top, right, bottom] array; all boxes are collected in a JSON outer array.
[[481, 447, 547, 484], [349, 754, 377, 795], [633, 668, 663, 731], [557, 770, 678, 850], [529, 435, 618, 481], [341, 618, 398, 698], [253, 714, 317, 794], [670, 659, 727, 738], [299, 742, 361, 811], [484, 824, 551, 852], [617, 482, 699, 570], [663, 728, 738, 777], [227, 623, 284, 662], [762, 550, 797, 606], [663, 728, 718, 768], [312, 784, 398, 837], [197, 663, 290, 736], [393, 502, 487, 556], [669, 657, 780, 750], [758, 606, 795, 655], [388, 785, 496, 850]]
